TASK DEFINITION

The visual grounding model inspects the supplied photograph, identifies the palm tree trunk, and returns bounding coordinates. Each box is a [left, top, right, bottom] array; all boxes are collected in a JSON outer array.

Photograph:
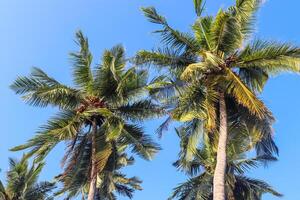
[[88, 118, 97, 200], [213, 92, 227, 200]]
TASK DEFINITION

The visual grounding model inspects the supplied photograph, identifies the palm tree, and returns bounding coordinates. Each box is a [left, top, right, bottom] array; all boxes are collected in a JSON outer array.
[[10, 31, 164, 199], [136, 0, 300, 199], [0, 156, 55, 200], [55, 141, 142, 199], [169, 128, 282, 200]]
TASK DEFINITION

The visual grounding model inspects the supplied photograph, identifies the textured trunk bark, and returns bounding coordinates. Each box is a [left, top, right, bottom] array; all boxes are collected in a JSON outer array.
[[87, 118, 97, 200], [213, 92, 227, 200]]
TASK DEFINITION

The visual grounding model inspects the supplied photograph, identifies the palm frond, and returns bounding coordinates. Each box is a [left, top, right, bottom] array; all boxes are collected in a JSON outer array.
[[238, 40, 300, 74], [56, 134, 90, 199], [211, 9, 242, 54], [234, 176, 282, 199], [71, 30, 94, 93], [232, 155, 277, 174], [172, 84, 208, 122], [231, 0, 261, 39], [169, 173, 212, 200], [115, 68, 148, 104], [3, 156, 55, 200], [147, 76, 179, 101], [135, 48, 196, 73], [141, 7, 200, 52], [177, 119, 205, 162], [255, 130, 279, 157], [95, 135, 113, 173], [193, 16, 213, 50], [93, 46, 126, 101], [10, 67, 81, 109], [0, 180, 9, 200], [224, 69, 270, 119], [238, 67, 268, 93], [11, 111, 81, 162], [116, 100, 165, 122], [226, 98, 278, 156], [25, 181, 56, 200], [156, 116, 173, 138], [193, 0, 205, 17], [120, 124, 161, 160]]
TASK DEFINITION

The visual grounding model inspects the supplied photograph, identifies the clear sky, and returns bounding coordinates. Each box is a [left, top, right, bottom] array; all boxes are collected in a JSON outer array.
[[0, 0, 300, 199]]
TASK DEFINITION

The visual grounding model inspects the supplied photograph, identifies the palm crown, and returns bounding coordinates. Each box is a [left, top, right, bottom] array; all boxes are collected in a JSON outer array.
[[134, 0, 292, 171], [10, 31, 164, 199], [0, 156, 55, 200], [137, 0, 300, 122]]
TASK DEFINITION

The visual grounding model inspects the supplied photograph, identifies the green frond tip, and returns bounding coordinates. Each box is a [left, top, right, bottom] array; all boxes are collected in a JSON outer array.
[[122, 124, 161, 160], [141, 7, 199, 51], [193, 0, 205, 16], [10, 144, 30, 152], [141, 7, 166, 25]]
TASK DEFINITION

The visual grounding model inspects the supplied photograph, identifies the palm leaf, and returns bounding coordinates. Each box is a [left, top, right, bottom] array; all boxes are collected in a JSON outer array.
[[10, 67, 81, 109], [71, 31, 94, 93], [11, 111, 81, 162], [238, 40, 300, 74], [234, 176, 283, 199], [193, 0, 205, 17], [116, 100, 164, 122], [95, 137, 112, 174], [193, 16, 213, 51], [177, 119, 204, 162], [234, 0, 261, 37], [211, 9, 242, 54], [135, 48, 195, 72], [224, 69, 270, 119], [141, 7, 200, 52], [121, 124, 161, 160], [238, 67, 268, 93]]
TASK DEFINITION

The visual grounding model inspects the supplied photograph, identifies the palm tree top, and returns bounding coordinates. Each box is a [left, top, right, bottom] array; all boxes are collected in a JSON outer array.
[[134, 0, 289, 153], [11, 30, 164, 158], [0, 155, 55, 200], [135, 1, 297, 199], [135, 0, 300, 156], [137, 0, 300, 97], [10, 30, 165, 199], [11, 31, 155, 109]]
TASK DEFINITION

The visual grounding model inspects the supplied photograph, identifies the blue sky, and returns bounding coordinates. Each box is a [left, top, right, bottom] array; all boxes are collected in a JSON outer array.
[[1, 0, 300, 199]]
